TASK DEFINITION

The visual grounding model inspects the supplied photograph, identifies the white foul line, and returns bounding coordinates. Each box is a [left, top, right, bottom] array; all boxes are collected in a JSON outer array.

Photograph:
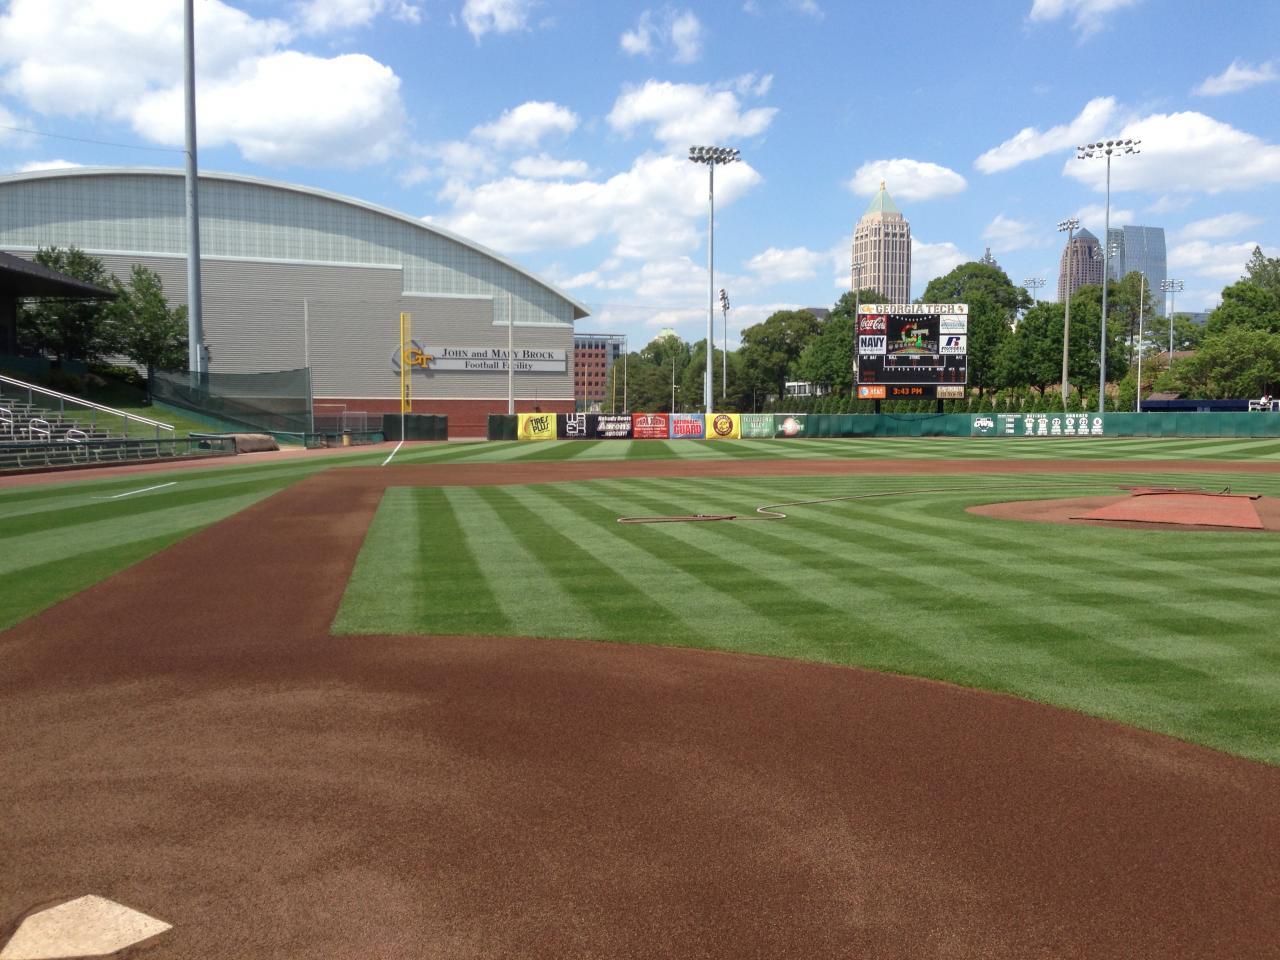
[[382, 440, 405, 466], [92, 481, 177, 500]]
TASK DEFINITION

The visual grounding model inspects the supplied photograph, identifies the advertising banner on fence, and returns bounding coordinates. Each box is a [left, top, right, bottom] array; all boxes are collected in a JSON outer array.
[[557, 413, 636, 438], [739, 413, 775, 438], [669, 413, 706, 439], [517, 412, 557, 440], [707, 413, 740, 439], [775, 414, 807, 438], [632, 412, 670, 439], [594, 414, 633, 439]]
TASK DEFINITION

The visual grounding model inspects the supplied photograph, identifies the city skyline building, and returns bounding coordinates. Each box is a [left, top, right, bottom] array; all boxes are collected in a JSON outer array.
[[852, 182, 911, 303], [1057, 227, 1103, 303], [1115, 225, 1168, 315]]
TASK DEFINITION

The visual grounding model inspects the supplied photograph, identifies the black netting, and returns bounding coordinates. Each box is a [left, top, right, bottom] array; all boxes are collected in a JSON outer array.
[[151, 367, 311, 436]]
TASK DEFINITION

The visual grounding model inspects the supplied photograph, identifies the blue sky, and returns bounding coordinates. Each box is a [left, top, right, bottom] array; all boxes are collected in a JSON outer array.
[[1, 0, 1278, 349]]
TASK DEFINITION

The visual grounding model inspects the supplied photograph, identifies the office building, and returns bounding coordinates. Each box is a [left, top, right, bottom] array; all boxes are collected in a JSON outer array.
[[852, 182, 911, 303], [1057, 228, 1103, 303]]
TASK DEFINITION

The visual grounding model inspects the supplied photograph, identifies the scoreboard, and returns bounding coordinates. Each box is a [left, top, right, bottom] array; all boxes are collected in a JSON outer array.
[[855, 303, 968, 400]]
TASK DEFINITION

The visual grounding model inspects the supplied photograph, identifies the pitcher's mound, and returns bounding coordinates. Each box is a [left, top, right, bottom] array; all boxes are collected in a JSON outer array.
[[970, 488, 1280, 532]]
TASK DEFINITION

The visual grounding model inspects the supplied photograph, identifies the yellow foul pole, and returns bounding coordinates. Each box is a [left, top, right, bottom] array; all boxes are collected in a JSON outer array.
[[400, 312, 411, 443]]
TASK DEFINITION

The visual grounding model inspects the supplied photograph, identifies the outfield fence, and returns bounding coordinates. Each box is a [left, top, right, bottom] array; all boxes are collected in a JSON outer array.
[[487, 411, 1280, 441]]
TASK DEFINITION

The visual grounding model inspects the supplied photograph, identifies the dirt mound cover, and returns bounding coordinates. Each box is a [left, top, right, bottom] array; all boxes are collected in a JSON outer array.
[[971, 488, 1280, 532]]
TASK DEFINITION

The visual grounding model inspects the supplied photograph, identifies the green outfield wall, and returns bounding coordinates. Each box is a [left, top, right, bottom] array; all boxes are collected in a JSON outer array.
[[488, 412, 1280, 441]]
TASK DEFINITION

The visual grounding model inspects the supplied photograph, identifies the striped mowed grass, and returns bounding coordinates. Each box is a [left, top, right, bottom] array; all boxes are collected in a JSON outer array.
[[335, 468, 1280, 765]]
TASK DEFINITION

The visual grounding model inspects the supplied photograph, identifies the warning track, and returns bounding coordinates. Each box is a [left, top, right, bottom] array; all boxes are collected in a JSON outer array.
[[3, 458, 1280, 959]]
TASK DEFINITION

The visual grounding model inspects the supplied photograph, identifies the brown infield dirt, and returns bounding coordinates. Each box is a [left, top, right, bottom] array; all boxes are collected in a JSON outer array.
[[4, 457, 1280, 959]]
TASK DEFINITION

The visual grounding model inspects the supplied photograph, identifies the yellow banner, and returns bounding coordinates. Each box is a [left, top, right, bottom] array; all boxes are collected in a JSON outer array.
[[707, 412, 740, 439], [517, 412, 557, 440]]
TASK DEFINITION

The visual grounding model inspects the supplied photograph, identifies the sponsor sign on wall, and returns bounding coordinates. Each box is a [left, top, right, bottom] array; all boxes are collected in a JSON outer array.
[[557, 413, 635, 438], [940, 335, 966, 355], [858, 335, 887, 355], [631, 412, 670, 439], [936, 385, 966, 399], [775, 414, 806, 438], [395, 344, 567, 373], [939, 317, 967, 334], [739, 413, 776, 438], [708, 413, 740, 439], [517, 412, 557, 440], [594, 414, 633, 439], [857, 385, 887, 399], [669, 413, 706, 439]]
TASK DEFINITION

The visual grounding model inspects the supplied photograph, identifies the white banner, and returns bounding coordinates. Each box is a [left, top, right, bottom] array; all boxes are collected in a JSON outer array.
[[940, 317, 967, 333], [858, 334, 887, 355], [940, 335, 967, 355]]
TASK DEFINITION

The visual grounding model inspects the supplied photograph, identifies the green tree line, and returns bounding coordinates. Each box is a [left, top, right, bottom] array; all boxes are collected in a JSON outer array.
[[603, 247, 1280, 412]]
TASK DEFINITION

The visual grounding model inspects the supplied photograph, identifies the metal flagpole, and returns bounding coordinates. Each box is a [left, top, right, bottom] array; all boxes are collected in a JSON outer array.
[[1135, 274, 1144, 413], [304, 299, 314, 435]]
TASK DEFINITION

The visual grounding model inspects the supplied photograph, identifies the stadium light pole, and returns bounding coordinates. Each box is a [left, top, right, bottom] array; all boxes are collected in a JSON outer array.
[[1024, 277, 1045, 304], [851, 258, 865, 398], [183, 0, 205, 376], [1136, 271, 1146, 412], [1076, 138, 1140, 412], [1057, 219, 1080, 409], [1162, 278, 1183, 360], [718, 288, 730, 400], [689, 145, 740, 418]]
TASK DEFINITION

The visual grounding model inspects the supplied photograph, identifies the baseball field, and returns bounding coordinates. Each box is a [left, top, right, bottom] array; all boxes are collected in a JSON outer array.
[[3, 436, 1279, 958]]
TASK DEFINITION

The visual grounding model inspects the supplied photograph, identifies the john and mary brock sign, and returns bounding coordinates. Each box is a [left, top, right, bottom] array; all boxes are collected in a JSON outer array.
[[396, 344, 567, 373]]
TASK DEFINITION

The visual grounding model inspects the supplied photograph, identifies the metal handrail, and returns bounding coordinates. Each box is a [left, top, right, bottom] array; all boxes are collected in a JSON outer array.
[[0, 373, 175, 438], [28, 417, 50, 440]]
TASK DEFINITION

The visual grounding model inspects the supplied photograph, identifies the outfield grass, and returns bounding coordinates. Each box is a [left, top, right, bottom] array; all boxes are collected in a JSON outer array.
[[335, 470, 1280, 765]]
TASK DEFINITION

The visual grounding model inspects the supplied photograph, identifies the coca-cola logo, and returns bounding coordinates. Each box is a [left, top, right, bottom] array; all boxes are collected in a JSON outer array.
[[858, 316, 886, 332], [712, 414, 734, 436]]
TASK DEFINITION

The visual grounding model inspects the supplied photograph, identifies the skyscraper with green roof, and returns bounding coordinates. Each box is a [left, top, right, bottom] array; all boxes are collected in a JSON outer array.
[[852, 181, 911, 303]]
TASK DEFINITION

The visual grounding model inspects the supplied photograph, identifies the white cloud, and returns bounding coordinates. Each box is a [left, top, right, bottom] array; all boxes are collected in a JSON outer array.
[[982, 214, 1047, 252], [669, 10, 703, 63], [460, 0, 533, 39], [1176, 213, 1264, 241], [620, 9, 704, 63], [435, 151, 762, 260], [132, 51, 404, 166], [1073, 203, 1135, 229], [16, 158, 81, 172], [0, 0, 407, 168], [1063, 111, 1280, 194], [745, 246, 826, 283], [1169, 240, 1276, 281], [1146, 194, 1193, 214], [472, 101, 577, 149], [1027, 0, 1143, 37], [975, 96, 1118, 173], [511, 154, 591, 179], [1194, 59, 1278, 97], [849, 158, 966, 202], [296, 0, 420, 33], [912, 238, 970, 289], [790, 0, 824, 18], [607, 79, 776, 149]]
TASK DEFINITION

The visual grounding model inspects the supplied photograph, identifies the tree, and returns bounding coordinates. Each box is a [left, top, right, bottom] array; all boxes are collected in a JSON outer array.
[[1244, 245, 1280, 298], [994, 302, 1063, 394], [1205, 279, 1280, 336], [104, 265, 188, 392], [921, 262, 1029, 395], [793, 289, 889, 395], [738, 309, 822, 401], [1065, 283, 1130, 391], [17, 246, 113, 362], [1172, 327, 1280, 399]]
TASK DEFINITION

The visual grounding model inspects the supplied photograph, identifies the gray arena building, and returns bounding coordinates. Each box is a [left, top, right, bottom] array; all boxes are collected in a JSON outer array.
[[0, 167, 589, 436]]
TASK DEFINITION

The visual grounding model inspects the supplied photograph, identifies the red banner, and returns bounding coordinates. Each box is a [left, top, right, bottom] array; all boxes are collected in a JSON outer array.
[[631, 413, 670, 439]]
